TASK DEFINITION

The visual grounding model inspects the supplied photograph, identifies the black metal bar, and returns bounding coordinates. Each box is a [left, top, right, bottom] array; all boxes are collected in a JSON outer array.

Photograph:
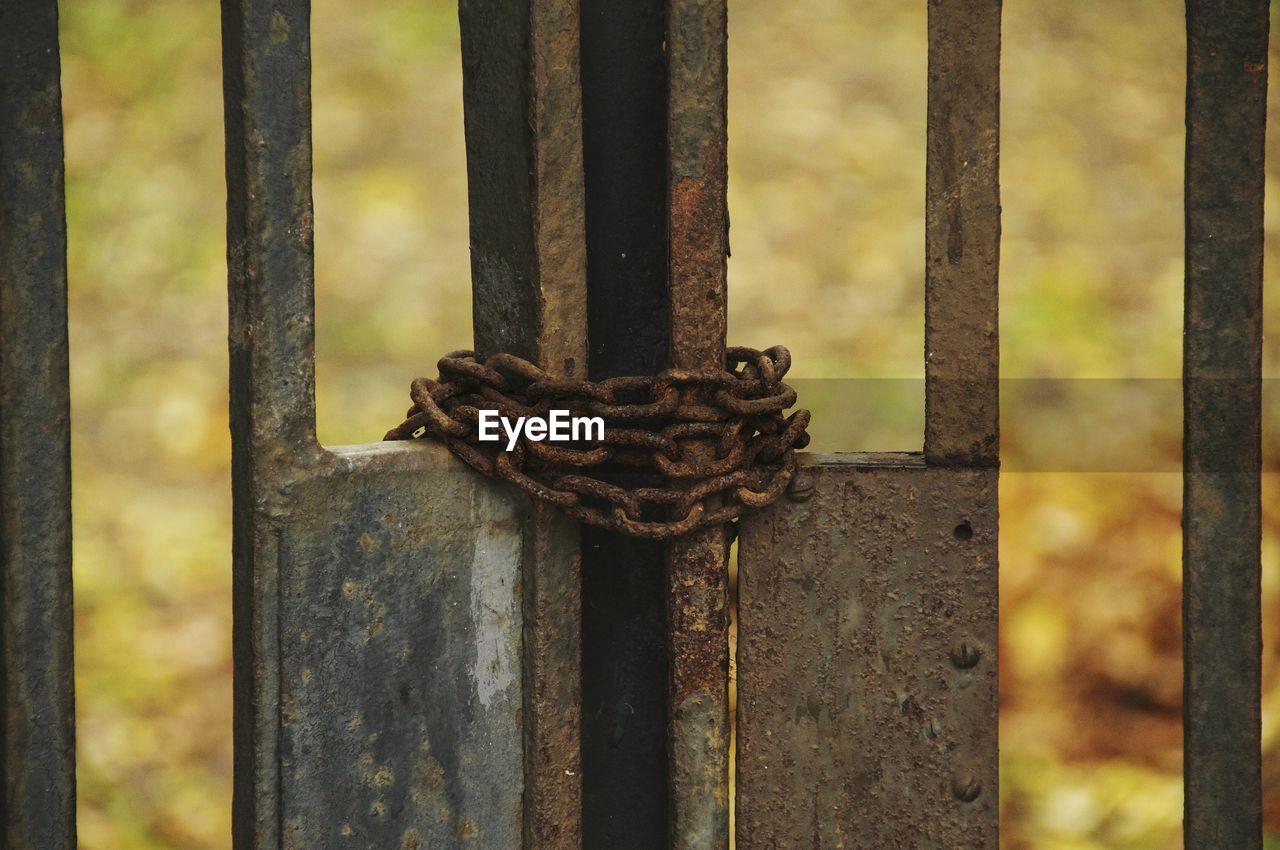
[[0, 2, 76, 847], [459, 0, 590, 844], [923, 0, 1001, 467], [1183, 2, 1268, 847], [221, 0, 318, 845], [579, 0, 672, 844]]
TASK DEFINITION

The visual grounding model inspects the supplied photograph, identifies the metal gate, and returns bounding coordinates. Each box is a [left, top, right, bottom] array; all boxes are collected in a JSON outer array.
[[0, 0, 1268, 847]]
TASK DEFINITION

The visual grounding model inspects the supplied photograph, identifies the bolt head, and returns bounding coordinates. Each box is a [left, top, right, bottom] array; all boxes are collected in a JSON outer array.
[[950, 640, 982, 670], [952, 771, 982, 802], [786, 472, 814, 502]]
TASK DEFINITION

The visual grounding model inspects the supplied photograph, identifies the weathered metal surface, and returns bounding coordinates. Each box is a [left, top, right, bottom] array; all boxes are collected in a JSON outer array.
[[516, 503, 581, 850], [666, 0, 731, 846], [665, 526, 729, 850], [737, 454, 998, 848], [668, 0, 727, 370], [460, 0, 587, 373], [280, 443, 526, 849], [459, 1, 589, 844], [579, 0, 673, 845], [223, 1, 321, 842], [0, 2, 77, 847], [923, 0, 1001, 467], [581, 0, 670, 377], [581, 528, 669, 845], [224, 0, 528, 845], [1183, 2, 1268, 847]]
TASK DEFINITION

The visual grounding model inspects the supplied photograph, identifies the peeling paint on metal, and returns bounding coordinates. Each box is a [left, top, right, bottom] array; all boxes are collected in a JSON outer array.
[[469, 492, 522, 711]]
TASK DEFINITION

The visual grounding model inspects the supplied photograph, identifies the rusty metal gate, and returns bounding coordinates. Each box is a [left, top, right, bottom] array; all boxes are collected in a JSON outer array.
[[0, 0, 1269, 847]]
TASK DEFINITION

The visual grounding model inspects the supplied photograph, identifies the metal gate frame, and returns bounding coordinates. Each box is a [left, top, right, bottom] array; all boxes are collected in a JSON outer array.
[[1, 3, 76, 848], [0, 0, 1270, 847]]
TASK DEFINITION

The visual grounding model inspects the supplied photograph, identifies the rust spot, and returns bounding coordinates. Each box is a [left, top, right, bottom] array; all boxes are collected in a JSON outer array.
[[358, 531, 381, 556], [269, 11, 290, 45]]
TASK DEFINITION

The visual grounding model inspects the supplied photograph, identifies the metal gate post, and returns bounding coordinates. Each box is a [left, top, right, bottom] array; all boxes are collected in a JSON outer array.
[[576, 0, 731, 845], [1183, 2, 1268, 846], [666, 1, 731, 847], [736, 0, 1001, 845], [0, 2, 77, 847], [458, 0, 589, 845], [577, 1, 674, 844]]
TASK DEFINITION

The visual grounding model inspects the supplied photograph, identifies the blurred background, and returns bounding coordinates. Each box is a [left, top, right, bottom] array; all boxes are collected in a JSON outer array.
[[59, 0, 1278, 847]]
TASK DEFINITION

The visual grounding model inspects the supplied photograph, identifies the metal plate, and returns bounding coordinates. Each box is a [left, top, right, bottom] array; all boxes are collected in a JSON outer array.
[[277, 443, 526, 849], [737, 454, 997, 848]]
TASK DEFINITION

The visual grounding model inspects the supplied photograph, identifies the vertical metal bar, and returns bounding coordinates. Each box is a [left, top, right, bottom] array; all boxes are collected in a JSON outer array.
[[923, 0, 1001, 468], [221, 0, 318, 845], [1183, 2, 1268, 847], [0, 2, 76, 847], [579, 0, 672, 845], [459, 0, 589, 845], [666, 0, 730, 846]]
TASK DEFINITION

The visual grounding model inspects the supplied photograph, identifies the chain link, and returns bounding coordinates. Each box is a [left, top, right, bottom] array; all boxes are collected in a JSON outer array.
[[384, 346, 810, 539]]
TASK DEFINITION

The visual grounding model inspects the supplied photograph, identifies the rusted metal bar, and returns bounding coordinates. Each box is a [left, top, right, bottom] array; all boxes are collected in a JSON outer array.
[[461, 0, 588, 373], [1183, 2, 1268, 847], [0, 3, 77, 847], [459, 0, 589, 845], [737, 455, 998, 848], [224, 2, 528, 846], [666, 0, 730, 846], [222, 2, 319, 843], [923, 0, 1001, 467], [579, 0, 672, 844]]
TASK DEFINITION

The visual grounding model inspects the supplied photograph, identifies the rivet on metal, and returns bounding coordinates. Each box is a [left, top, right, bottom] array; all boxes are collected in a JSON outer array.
[[952, 771, 982, 802], [786, 471, 814, 502], [950, 640, 982, 670]]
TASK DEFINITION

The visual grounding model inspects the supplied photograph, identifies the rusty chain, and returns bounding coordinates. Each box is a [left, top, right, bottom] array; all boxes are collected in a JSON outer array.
[[384, 345, 810, 539]]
